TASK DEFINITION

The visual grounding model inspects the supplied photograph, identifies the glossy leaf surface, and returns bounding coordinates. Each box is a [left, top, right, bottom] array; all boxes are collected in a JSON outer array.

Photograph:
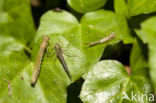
[[80, 60, 153, 103]]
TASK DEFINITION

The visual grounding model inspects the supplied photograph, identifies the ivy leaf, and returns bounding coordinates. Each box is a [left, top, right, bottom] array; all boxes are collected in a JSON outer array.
[[135, 16, 156, 94], [31, 10, 120, 102], [35, 9, 121, 78], [0, 36, 24, 55], [115, 0, 156, 43], [0, 0, 39, 102], [67, 0, 107, 13], [0, 55, 32, 103], [127, 0, 156, 17], [0, 51, 64, 103], [130, 39, 148, 71], [0, 35, 67, 103], [114, 0, 134, 44], [0, 35, 33, 102], [0, 0, 35, 44], [80, 60, 153, 103]]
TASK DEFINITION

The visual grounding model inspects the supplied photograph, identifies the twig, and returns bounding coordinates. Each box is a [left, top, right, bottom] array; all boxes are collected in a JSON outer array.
[[3, 78, 12, 97], [24, 46, 32, 54]]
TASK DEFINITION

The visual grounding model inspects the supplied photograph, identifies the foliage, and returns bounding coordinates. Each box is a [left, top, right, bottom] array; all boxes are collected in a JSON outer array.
[[0, 0, 156, 103]]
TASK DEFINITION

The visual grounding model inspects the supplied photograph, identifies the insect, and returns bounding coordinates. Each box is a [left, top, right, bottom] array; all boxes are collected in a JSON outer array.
[[21, 76, 24, 80], [31, 35, 50, 86], [54, 43, 72, 80], [3, 78, 12, 97], [86, 33, 116, 47], [53, 7, 62, 12]]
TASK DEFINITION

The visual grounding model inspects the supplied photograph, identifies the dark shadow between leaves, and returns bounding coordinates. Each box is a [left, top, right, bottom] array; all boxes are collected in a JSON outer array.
[[136, 37, 148, 61], [128, 12, 156, 29], [103, 0, 114, 11], [101, 41, 132, 65], [67, 78, 84, 103]]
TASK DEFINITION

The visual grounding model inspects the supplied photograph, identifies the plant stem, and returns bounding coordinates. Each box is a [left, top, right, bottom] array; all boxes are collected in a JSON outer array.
[[24, 46, 32, 54]]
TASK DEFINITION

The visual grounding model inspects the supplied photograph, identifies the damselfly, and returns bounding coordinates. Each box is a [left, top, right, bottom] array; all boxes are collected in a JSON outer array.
[[54, 43, 72, 80], [86, 33, 116, 47], [31, 35, 50, 86]]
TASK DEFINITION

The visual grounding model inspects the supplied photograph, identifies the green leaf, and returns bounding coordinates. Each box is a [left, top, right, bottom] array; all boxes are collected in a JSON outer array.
[[32, 10, 120, 102], [0, 53, 31, 103], [80, 60, 153, 103], [0, 36, 24, 55], [0, 0, 35, 44], [35, 10, 79, 42], [0, 53, 67, 103], [130, 39, 148, 71], [135, 16, 156, 94], [0, 35, 35, 103], [114, 0, 134, 44], [127, 0, 156, 17], [0, 0, 4, 12], [35, 9, 121, 76], [67, 0, 107, 13], [0, 36, 68, 103], [0, 0, 39, 102], [135, 28, 148, 44]]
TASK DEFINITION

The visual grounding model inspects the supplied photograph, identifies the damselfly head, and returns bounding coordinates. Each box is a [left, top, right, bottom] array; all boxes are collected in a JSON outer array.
[[42, 35, 50, 41], [110, 33, 116, 38], [54, 43, 61, 50]]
